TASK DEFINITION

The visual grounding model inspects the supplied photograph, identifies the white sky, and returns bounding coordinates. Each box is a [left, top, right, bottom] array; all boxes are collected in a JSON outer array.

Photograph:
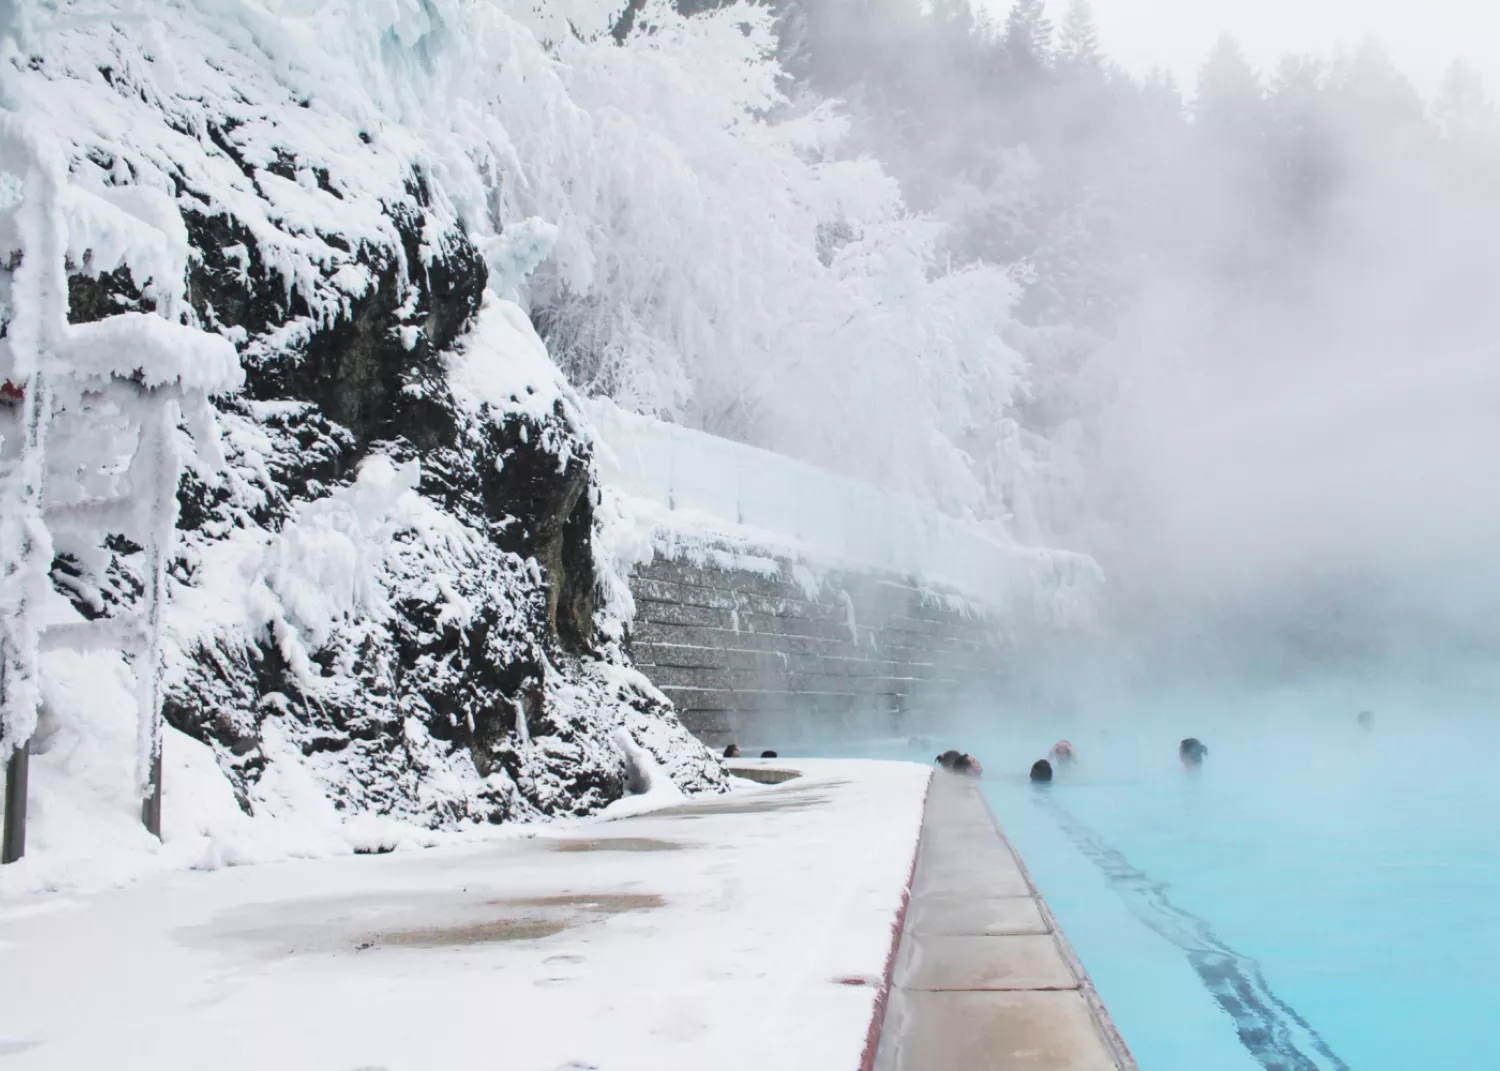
[[1074, 0, 1500, 99]]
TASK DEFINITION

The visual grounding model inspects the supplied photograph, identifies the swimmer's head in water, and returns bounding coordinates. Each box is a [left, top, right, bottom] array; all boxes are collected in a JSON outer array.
[[1030, 759, 1054, 783], [936, 750, 963, 771], [1179, 738, 1208, 767], [760, 750, 778, 758], [1049, 740, 1076, 764], [951, 753, 983, 777], [1357, 710, 1374, 729], [724, 744, 740, 759]]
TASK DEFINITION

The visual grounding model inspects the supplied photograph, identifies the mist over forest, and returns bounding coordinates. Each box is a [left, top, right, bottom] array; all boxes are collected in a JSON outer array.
[[532, 0, 1500, 680], [9, 0, 1496, 689]]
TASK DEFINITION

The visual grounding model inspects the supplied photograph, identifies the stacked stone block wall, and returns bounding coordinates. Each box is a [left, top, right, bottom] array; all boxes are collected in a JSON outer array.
[[626, 554, 1013, 749]]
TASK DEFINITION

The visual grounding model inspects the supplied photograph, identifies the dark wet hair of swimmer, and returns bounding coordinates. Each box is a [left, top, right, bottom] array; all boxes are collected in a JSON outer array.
[[1179, 738, 1208, 767], [936, 750, 983, 777], [724, 744, 740, 759], [1030, 759, 1053, 783]]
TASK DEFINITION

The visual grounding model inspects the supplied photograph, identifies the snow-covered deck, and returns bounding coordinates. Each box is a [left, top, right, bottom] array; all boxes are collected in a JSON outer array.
[[0, 759, 927, 1071]]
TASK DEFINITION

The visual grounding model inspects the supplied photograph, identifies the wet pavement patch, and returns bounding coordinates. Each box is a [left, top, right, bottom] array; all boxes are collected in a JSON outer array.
[[183, 891, 666, 956], [550, 837, 683, 853], [647, 789, 836, 818], [368, 894, 665, 948], [375, 917, 573, 945]]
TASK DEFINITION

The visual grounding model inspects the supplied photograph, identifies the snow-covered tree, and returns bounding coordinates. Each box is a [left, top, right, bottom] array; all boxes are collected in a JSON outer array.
[[488, 0, 1033, 517]]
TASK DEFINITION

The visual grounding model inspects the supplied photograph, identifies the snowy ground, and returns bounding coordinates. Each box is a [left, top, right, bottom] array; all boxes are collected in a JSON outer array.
[[0, 759, 929, 1071]]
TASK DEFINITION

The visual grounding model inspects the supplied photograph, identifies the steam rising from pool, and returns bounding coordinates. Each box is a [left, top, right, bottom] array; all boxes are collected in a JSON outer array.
[[1056, 132, 1500, 685]]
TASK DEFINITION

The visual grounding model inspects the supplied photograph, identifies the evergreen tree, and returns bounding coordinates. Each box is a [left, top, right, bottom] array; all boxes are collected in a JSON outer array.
[[930, 0, 974, 41], [1268, 55, 1322, 122], [1434, 60, 1495, 144], [1194, 34, 1265, 136], [1141, 66, 1185, 119], [1002, 0, 1053, 73], [1057, 0, 1099, 69], [1266, 55, 1333, 220], [1326, 39, 1427, 141]]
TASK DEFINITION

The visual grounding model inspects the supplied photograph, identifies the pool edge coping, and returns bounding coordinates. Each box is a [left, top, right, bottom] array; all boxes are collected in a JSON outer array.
[[978, 783, 1141, 1071], [872, 770, 1141, 1070]]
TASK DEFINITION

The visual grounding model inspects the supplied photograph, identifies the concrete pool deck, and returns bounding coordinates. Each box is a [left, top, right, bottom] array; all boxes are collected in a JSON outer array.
[[0, 758, 1134, 1069], [873, 772, 1138, 1071], [0, 759, 929, 1071]]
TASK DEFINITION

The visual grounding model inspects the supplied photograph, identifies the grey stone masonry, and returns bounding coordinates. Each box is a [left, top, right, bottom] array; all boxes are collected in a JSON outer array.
[[626, 553, 1015, 749]]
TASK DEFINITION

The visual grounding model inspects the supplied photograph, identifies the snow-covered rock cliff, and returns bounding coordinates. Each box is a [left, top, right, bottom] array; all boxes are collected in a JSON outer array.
[[0, 0, 724, 887]]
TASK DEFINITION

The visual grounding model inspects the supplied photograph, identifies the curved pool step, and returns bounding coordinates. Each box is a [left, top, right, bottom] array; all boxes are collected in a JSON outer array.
[[873, 772, 1138, 1071], [723, 761, 803, 785]]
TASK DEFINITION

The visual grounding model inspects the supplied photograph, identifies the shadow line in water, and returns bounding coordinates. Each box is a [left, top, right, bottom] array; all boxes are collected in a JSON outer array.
[[1035, 795, 1350, 1071]]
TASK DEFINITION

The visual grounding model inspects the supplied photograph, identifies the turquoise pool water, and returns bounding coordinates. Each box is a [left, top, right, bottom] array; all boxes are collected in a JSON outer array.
[[818, 686, 1500, 1070]]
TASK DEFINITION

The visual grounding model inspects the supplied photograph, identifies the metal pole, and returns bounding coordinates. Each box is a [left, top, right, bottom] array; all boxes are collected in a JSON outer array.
[[2, 740, 28, 864], [140, 744, 161, 839]]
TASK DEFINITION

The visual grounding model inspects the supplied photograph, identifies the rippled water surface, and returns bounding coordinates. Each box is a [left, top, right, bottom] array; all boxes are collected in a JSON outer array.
[[817, 687, 1500, 1070]]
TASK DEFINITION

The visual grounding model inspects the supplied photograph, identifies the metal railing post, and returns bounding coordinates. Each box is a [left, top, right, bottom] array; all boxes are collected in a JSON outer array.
[[2, 740, 29, 865], [140, 745, 162, 840]]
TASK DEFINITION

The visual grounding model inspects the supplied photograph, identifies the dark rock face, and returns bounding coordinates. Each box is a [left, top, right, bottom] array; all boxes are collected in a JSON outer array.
[[41, 56, 724, 826], [477, 400, 600, 653], [194, 180, 482, 458]]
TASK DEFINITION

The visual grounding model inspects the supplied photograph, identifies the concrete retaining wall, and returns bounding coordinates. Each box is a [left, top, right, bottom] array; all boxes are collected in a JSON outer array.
[[589, 397, 1102, 620], [627, 553, 1012, 750], [593, 398, 1098, 748]]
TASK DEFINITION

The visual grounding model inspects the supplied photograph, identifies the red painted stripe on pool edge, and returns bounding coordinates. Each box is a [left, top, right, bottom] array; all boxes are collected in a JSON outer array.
[[857, 769, 931, 1071]]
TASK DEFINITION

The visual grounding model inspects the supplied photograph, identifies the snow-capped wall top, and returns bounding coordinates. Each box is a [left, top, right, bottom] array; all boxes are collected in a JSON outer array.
[[588, 397, 1104, 626]]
